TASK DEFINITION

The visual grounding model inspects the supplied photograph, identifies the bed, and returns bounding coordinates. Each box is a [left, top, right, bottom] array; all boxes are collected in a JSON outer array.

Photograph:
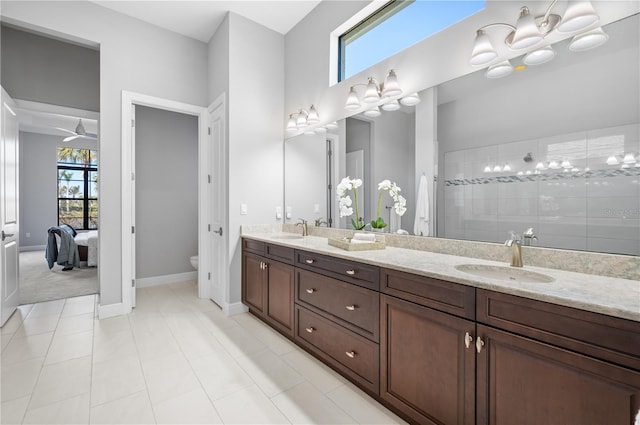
[[74, 230, 98, 267]]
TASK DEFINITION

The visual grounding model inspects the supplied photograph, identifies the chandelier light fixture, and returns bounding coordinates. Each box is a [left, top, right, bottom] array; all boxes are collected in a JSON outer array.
[[469, 0, 608, 78], [344, 70, 421, 114], [286, 104, 321, 133]]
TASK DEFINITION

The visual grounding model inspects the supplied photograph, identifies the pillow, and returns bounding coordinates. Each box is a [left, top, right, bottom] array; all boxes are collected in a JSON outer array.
[[60, 224, 77, 237]]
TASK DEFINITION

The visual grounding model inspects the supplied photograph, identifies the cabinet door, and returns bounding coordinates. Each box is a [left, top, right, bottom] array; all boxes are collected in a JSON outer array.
[[266, 260, 294, 337], [380, 295, 476, 425], [242, 252, 265, 314], [476, 324, 640, 425]]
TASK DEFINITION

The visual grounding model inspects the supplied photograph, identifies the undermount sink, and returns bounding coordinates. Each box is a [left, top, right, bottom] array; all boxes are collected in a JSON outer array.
[[455, 264, 555, 284], [270, 234, 304, 240]]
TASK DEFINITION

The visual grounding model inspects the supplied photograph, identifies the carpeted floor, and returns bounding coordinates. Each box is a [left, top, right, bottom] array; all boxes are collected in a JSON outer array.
[[19, 250, 98, 305]]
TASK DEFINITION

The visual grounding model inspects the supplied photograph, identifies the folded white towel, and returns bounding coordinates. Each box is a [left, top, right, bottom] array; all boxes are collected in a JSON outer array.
[[349, 239, 371, 244], [352, 233, 376, 242]]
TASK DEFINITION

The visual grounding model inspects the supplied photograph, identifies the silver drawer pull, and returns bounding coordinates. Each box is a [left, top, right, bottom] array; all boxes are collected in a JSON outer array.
[[345, 351, 356, 358], [305, 327, 315, 333], [476, 336, 485, 353], [305, 259, 315, 264], [345, 305, 357, 311], [345, 269, 355, 275], [464, 332, 473, 349], [306, 288, 316, 294]]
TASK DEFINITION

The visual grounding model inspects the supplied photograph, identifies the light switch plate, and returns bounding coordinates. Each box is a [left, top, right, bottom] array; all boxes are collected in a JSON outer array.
[[240, 203, 248, 215], [275, 206, 282, 219], [286, 206, 292, 219]]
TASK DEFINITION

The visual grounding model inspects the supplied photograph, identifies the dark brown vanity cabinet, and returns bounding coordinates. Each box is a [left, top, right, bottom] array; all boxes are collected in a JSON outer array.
[[380, 268, 477, 425], [476, 289, 640, 425], [241, 239, 295, 337], [294, 250, 381, 395]]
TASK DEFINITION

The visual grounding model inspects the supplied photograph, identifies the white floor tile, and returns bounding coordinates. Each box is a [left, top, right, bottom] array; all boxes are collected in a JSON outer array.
[[92, 328, 137, 364], [55, 313, 94, 336], [92, 315, 130, 336], [210, 323, 267, 358], [235, 348, 305, 397], [188, 350, 255, 401], [0, 395, 30, 425], [141, 352, 201, 405], [1, 332, 53, 366], [172, 326, 223, 360], [1, 357, 44, 403], [22, 392, 90, 424], [152, 388, 222, 424], [45, 330, 93, 365], [133, 329, 181, 361], [28, 356, 91, 410], [272, 381, 355, 424], [213, 386, 290, 425], [327, 384, 409, 424], [1, 306, 30, 336], [27, 300, 65, 319], [281, 349, 349, 394], [64, 294, 96, 305], [14, 313, 60, 337], [89, 390, 155, 425], [1, 333, 12, 352], [91, 355, 147, 407], [61, 300, 95, 318], [233, 314, 298, 356]]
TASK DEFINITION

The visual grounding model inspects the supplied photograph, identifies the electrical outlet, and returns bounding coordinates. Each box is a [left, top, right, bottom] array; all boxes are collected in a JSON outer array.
[[240, 204, 248, 215], [286, 206, 292, 219], [275, 206, 282, 219]]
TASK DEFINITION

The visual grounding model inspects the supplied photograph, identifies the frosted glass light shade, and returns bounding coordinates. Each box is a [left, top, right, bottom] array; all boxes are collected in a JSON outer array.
[[622, 153, 637, 164], [523, 46, 555, 65], [400, 92, 421, 106], [307, 105, 319, 124], [569, 27, 608, 51], [381, 100, 401, 111], [605, 155, 619, 165], [286, 116, 297, 132], [485, 60, 513, 78], [363, 78, 380, 103], [470, 30, 498, 66], [510, 7, 543, 50], [557, 0, 599, 34], [345, 87, 361, 111], [296, 111, 308, 128], [326, 121, 338, 129], [363, 107, 381, 118], [382, 70, 402, 97]]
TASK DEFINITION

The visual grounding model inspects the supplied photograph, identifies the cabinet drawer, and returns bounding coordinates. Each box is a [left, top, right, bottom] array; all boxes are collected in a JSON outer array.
[[296, 250, 379, 291], [242, 238, 265, 255], [381, 268, 475, 320], [296, 268, 379, 341], [477, 289, 640, 371], [266, 244, 295, 265], [296, 306, 379, 394]]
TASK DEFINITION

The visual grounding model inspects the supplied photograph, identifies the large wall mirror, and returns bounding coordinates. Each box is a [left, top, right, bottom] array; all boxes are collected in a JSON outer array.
[[284, 12, 639, 256]]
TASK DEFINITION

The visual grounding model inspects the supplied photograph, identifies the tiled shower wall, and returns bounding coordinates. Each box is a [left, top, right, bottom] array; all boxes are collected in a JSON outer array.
[[443, 123, 640, 256]]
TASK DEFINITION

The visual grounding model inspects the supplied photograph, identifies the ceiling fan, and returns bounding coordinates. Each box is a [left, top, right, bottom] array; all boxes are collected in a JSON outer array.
[[58, 119, 97, 142]]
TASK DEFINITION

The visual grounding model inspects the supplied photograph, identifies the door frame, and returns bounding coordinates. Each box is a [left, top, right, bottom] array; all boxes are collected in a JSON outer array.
[[120, 91, 207, 315]]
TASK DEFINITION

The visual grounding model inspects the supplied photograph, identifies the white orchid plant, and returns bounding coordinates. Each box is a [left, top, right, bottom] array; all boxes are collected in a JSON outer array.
[[371, 180, 407, 229], [336, 177, 366, 230]]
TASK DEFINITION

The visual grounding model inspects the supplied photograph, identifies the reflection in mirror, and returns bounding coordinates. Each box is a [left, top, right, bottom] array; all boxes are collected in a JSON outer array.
[[284, 13, 639, 256], [437, 14, 639, 256]]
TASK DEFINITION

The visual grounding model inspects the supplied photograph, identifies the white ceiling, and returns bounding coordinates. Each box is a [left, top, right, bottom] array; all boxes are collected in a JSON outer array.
[[89, 0, 322, 42]]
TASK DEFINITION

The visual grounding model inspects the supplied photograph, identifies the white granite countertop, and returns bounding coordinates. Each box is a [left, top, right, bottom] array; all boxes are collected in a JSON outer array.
[[242, 232, 640, 322]]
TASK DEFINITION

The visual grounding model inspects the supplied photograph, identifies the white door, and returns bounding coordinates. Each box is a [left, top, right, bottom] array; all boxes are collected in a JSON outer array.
[[1, 87, 20, 326], [346, 149, 365, 225], [208, 97, 226, 308], [130, 105, 137, 308]]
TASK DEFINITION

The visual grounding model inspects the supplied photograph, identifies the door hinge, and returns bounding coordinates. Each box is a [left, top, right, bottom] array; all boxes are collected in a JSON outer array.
[[132, 279, 135, 288], [208, 272, 211, 280], [208, 127, 211, 135], [131, 119, 135, 128], [208, 174, 211, 184], [208, 224, 211, 232], [131, 226, 135, 234]]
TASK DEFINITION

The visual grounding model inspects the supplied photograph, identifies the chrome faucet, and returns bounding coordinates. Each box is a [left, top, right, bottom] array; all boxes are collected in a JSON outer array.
[[505, 231, 523, 267], [297, 219, 308, 236], [314, 218, 328, 227], [523, 227, 538, 246]]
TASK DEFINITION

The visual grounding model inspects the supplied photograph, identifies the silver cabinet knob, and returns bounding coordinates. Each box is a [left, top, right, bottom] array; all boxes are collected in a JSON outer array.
[[305, 327, 315, 333], [345, 351, 356, 358], [305, 259, 314, 264], [345, 305, 357, 311], [345, 270, 355, 275], [306, 288, 316, 294], [464, 332, 473, 349], [476, 336, 485, 353]]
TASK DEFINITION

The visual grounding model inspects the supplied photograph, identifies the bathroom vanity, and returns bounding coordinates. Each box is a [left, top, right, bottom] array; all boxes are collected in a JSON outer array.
[[241, 231, 640, 425]]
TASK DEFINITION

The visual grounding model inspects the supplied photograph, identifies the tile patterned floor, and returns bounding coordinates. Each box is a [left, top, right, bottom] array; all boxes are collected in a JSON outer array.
[[1, 281, 407, 424]]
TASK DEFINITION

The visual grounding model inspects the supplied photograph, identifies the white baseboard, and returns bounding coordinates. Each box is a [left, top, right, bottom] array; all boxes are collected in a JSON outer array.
[[98, 302, 129, 319], [224, 301, 249, 316], [20, 245, 46, 252], [136, 271, 197, 288]]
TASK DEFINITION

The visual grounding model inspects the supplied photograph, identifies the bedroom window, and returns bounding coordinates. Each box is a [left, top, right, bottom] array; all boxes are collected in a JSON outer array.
[[57, 147, 98, 230], [338, 0, 485, 81]]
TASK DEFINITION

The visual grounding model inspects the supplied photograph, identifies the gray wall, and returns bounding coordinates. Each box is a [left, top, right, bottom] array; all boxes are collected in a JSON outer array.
[[19, 131, 98, 247], [346, 118, 371, 222], [1, 25, 99, 111], [135, 106, 198, 279]]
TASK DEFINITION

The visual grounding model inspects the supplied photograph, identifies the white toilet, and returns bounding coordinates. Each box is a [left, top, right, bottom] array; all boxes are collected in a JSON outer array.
[[190, 255, 198, 270]]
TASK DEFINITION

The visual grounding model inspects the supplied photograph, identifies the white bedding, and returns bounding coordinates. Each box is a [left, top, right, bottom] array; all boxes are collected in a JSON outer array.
[[75, 230, 98, 267]]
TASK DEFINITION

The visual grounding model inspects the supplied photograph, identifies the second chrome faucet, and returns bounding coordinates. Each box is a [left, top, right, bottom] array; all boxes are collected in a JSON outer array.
[[505, 228, 538, 267]]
